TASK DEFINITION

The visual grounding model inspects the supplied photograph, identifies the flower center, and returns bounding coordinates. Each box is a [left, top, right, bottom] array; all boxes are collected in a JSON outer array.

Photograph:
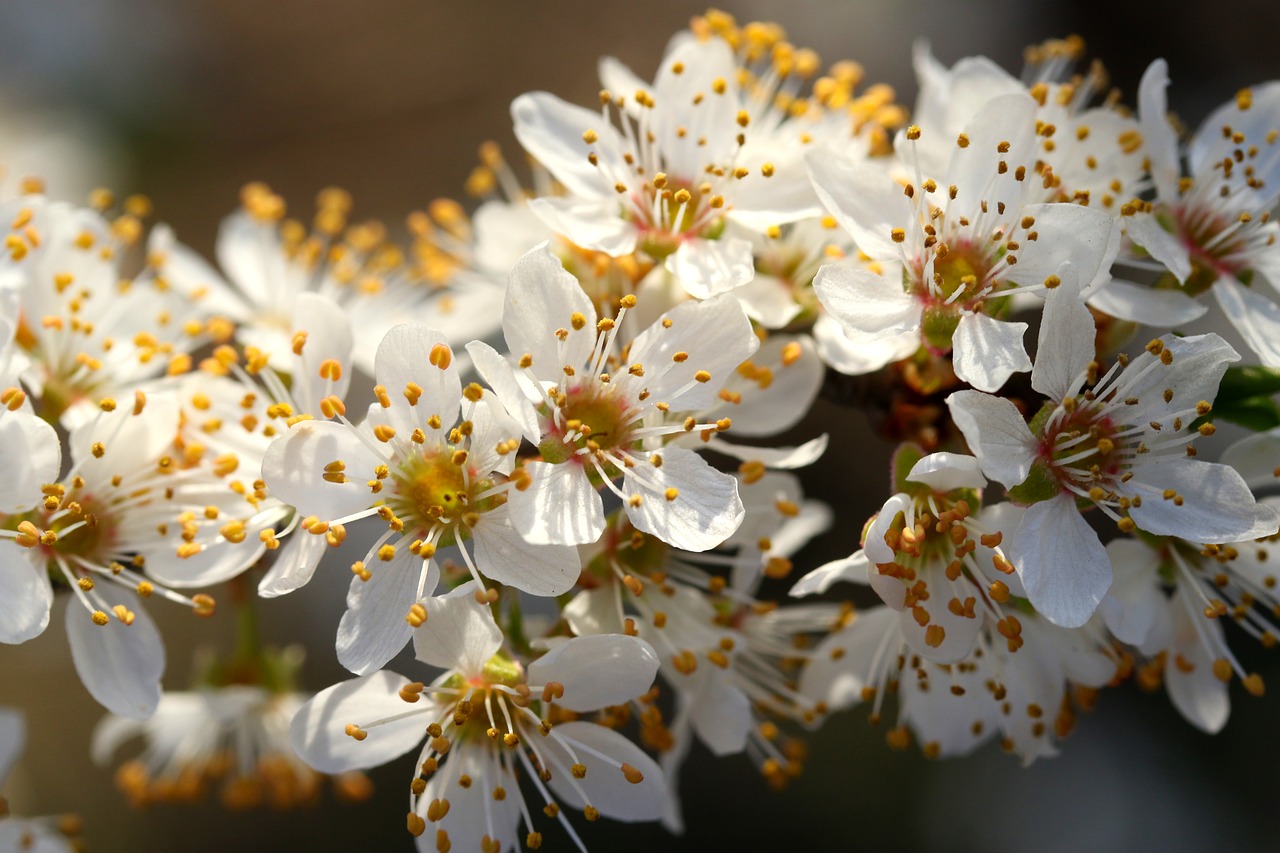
[[1039, 403, 1125, 490], [390, 451, 474, 530], [542, 383, 635, 460], [633, 176, 724, 260], [1171, 204, 1247, 295]]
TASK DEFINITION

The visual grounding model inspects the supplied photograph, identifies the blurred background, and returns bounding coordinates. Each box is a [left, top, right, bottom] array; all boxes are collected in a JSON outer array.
[[1, 0, 1278, 850]]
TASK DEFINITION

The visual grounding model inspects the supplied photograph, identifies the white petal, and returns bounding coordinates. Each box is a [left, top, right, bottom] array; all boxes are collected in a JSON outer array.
[[527, 195, 636, 256], [142, 534, 266, 590], [374, 324, 462, 434], [705, 434, 828, 470], [1009, 495, 1111, 628], [148, 223, 246, 320], [805, 151, 911, 261], [65, 590, 164, 719], [704, 334, 824, 437], [1124, 211, 1192, 282], [897, 592, 982, 665], [952, 312, 1030, 393], [666, 238, 754, 298], [563, 587, 625, 637], [597, 57, 647, 120], [289, 670, 426, 773], [899, 659, 992, 759], [813, 262, 920, 337], [290, 292, 354, 415], [1113, 332, 1238, 418], [789, 552, 869, 597], [504, 245, 598, 377], [814, 316, 918, 376], [0, 542, 51, 644], [1214, 276, 1280, 367], [1165, 590, 1230, 734], [1087, 279, 1208, 326], [649, 39, 739, 172], [623, 294, 758, 411], [0, 412, 60, 512], [541, 721, 666, 821], [337, 546, 434, 676], [624, 448, 743, 552], [1101, 538, 1164, 646], [1138, 59, 1180, 203], [1011, 204, 1119, 294], [1190, 82, 1280, 204], [526, 635, 658, 711], [418, 744, 521, 853], [1220, 427, 1280, 491], [508, 460, 604, 546], [1031, 269, 1094, 401], [1129, 459, 1278, 542], [216, 212, 286, 307], [469, 505, 580, 597], [689, 672, 752, 756], [906, 452, 986, 493], [470, 199, 554, 275], [412, 583, 503, 675], [733, 272, 802, 328], [257, 530, 329, 598], [465, 340, 540, 441], [864, 493, 911, 564], [262, 421, 384, 522], [945, 391, 1037, 489], [799, 607, 900, 710], [511, 92, 621, 200], [944, 93, 1037, 223]]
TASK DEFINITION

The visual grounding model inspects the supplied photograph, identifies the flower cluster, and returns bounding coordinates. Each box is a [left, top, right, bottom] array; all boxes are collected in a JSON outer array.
[[5, 10, 1280, 851]]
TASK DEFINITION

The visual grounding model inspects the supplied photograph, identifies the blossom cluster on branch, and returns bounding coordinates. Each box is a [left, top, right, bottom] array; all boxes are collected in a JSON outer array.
[[2, 10, 1280, 852]]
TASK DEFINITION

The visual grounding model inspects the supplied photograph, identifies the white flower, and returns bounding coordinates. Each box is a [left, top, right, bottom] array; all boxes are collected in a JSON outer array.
[[1102, 504, 1280, 733], [474, 245, 755, 550], [290, 584, 665, 852], [92, 684, 364, 809], [160, 184, 441, 376], [263, 324, 579, 676], [910, 40, 1147, 209], [1108, 63, 1280, 364], [0, 396, 248, 717], [512, 37, 810, 297], [0, 196, 230, 428], [809, 92, 1119, 392], [793, 451, 1022, 664], [948, 275, 1278, 627], [801, 603, 1117, 764]]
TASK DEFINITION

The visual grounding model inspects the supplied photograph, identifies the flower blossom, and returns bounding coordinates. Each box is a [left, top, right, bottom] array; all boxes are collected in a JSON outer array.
[[263, 323, 578, 676], [948, 274, 1278, 627], [809, 93, 1119, 392], [471, 245, 756, 551], [0, 395, 249, 717], [1111, 62, 1280, 362], [291, 583, 666, 853], [512, 37, 811, 297]]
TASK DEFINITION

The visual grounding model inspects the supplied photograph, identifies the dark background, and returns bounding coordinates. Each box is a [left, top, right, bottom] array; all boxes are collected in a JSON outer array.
[[2, 1, 1278, 850]]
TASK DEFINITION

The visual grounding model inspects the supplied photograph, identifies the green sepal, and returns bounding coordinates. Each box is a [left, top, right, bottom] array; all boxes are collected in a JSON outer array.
[[1215, 366, 1280, 402], [1006, 461, 1059, 506], [890, 442, 926, 494]]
